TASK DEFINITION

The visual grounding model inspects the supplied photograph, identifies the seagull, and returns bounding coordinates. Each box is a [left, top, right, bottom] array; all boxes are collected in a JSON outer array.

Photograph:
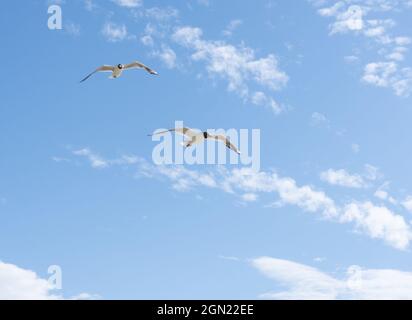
[[80, 60, 158, 82], [149, 127, 241, 155]]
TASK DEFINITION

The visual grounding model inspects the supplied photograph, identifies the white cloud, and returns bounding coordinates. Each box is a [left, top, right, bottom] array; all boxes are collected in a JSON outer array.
[[153, 45, 177, 69], [65, 22, 81, 36], [145, 7, 179, 21], [69, 151, 412, 250], [351, 143, 360, 153], [251, 92, 283, 114], [171, 26, 288, 112], [344, 55, 360, 63], [386, 47, 407, 62], [101, 22, 128, 42], [320, 165, 380, 189], [252, 257, 342, 299], [320, 169, 365, 188], [375, 189, 389, 200], [151, 165, 409, 249], [73, 148, 139, 169], [52, 156, 70, 163], [364, 164, 380, 181], [0, 261, 56, 300], [197, 0, 210, 6], [223, 19, 243, 37], [252, 256, 412, 299], [241, 193, 258, 202], [139, 22, 287, 112], [70, 293, 101, 300], [222, 167, 339, 218], [374, 183, 397, 204], [219, 255, 240, 261], [363, 61, 412, 97], [112, 0, 142, 8], [73, 148, 109, 169], [402, 196, 412, 213], [138, 163, 218, 192], [313, 0, 412, 96], [84, 0, 96, 11], [318, 2, 345, 17], [310, 112, 330, 128], [329, 5, 364, 34], [362, 61, 396, 87], [0, 261, 97, 300], [341, 202, 412, 250], [141, 34, 154, 46], [314, 257, 327, 263]]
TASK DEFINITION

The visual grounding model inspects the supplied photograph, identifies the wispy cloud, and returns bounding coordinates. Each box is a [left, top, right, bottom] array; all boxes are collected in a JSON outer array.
[[402, 196, 412, 214], [152, 45, 177, 69], [72, 148, 140, 169], [374, 182, 397, 204], [320, 165, 381, 189], [69, 150, 412, 250], [310, 112, 330, 128], [218, 255, 240, 262], [101, 22, 128, 42], [222, 19, 243, 37], [171, 26, 288, 112], [84, 0, 96, 11], [65, 22, 81, 36], [252, 256, 412, 299], [144, 6, 179, 21], [321, 168, 366, 189], [112, 0, 142, 8], [312, 0, 412, 96]]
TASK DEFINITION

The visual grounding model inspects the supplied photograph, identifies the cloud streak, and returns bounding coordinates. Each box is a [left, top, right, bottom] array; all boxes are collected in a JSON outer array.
[[252, 256, 412, 299], [70, 149, 412, 250]]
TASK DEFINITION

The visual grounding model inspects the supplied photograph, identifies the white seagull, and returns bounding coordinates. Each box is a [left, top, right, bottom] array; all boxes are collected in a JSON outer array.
[[80, 60, 158, 82], [149, 127, 241, 155]]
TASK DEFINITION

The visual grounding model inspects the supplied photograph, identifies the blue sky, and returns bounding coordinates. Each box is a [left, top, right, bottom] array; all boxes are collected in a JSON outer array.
[[1, 0, 412, 299]]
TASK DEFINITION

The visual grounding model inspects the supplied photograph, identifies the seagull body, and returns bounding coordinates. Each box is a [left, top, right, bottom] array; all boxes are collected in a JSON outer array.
[[80, 61, 158, 82], [149, 127, 241, 154]]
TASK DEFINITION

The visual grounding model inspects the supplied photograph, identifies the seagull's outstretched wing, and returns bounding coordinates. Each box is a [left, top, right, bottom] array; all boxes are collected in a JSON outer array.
[[124, 61, 158, 75], [148, 127, 199, 138], [80, 65, 114, 83], [210, 134, 241, 154]]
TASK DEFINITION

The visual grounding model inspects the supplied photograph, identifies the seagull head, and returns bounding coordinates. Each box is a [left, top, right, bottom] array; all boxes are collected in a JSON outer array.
[[117, 64, 124, 69]]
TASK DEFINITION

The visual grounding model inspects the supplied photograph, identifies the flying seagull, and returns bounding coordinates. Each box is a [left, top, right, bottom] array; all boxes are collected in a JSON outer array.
[[80, 61, 158, 82], [149, 127, 241, 155]]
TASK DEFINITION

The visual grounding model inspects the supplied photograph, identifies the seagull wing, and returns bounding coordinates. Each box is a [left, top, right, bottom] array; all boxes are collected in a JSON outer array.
[[210, 135, 241, 154], [175, 127, 199, 138], [80, 65, 114, 83], [124, 61, 158, 75], [148, 127, 198, 138]]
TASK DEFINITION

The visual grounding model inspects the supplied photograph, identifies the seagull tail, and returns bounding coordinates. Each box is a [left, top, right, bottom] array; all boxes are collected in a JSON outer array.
[[148, 129, 172, 137]]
